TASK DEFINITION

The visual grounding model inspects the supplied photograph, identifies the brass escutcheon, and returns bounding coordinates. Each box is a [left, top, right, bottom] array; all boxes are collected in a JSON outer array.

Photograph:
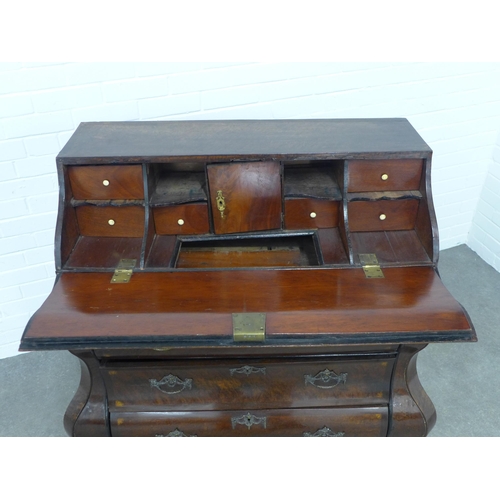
[[216, 190, 226, 218]]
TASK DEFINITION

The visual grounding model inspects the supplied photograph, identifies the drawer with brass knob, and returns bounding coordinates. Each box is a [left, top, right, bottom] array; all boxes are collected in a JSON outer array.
[[348, 199, 420, 232], [68, 165, 144, 200], [347, 160, 423, 192], [284, 199, 340, 230], [75, 206, 145, 237], [153, 203, 210, 235]]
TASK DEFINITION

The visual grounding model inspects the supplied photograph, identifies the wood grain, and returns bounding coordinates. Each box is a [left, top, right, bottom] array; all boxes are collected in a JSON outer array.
[[76, 206, 145, 237], [153, 203, 210, 235], [284, 199, 340, 229]]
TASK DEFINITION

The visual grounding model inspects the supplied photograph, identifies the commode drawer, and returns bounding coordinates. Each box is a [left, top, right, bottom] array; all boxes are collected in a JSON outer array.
[[348, 160, 423, 192], [284, 199, 340, 229], [349, 199, 420, 232], [102, 357, 395, 411], [153, 203, 210, 235], [68, 165, 144, 200], [76, 206, 145, 237], [110, 407, 389, 437]]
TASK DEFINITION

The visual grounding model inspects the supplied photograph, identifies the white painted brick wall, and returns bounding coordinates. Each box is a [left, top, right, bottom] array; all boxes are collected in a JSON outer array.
[[1, 62, 500, 358], [468, 133, 500, 271]]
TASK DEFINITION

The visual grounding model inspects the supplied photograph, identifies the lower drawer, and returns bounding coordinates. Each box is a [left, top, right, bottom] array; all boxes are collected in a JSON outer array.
[[102, 357, 395, 411], [110, 407, 389, 437]]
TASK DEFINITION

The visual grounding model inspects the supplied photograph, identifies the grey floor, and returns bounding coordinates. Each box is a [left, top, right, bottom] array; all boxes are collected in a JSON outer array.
[[0, 244, 498, 437]]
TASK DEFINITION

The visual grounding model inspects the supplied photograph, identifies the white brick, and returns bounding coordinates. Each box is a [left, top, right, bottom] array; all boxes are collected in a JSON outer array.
[[201, 86, 260, 111], [0, 139, 27, 161], [15, 156, 57, 178], [185, 103, 274, 120], [0, 342, 24, 360], [26, 192, 58, 214], [0, 252, 26, 273], [0, 264, 48, 288], [0, 63, 23, 72], [138, 94, 201, 119], [71, 101, 140, 124], [20, 277, 55, 297], [0, 212, 57, 237], [23, 246, 55, 266], [0, 313, 31, 335], [0, 175, 58, 201], [0, 95, 34, 119], [257, 78, 318, 102], [0, 65, 66, 95], [134, 62, 201, 77], [0, 198, 28, 221], [32, 85, 103, 113], [1, 295, 48, 318], [1, 111, 74, 140], [0, 234, 38, 255], [0, 285, 22, 304], [23, 134, 64, 157], [168, 68, 234, 95], [34, 229, 56, 247], [102, 76, 169, 103], [0, 162, 17, 181]]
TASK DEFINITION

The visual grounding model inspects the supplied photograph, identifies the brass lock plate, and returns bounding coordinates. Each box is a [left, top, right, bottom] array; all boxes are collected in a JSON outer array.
[[233, 313, 266, 342], [359, 254, 384, 279]]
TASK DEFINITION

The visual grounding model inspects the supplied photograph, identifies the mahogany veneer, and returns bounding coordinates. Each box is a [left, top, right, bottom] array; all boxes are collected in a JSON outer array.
[[20, 119, 476, 437]]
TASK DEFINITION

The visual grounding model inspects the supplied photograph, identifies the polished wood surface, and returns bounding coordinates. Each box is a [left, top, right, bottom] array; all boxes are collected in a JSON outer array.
[[76, 206, 145, 237], [348, 159, 423, 192], [110, 407, 389, 437], [103, 357, 394, 411], [348, 199, 420, 232], [68, 165, 144, 199], [207, 161, 282, 234], [284, 199, 340, 229], [23, 119, 476, 437], [153, 203, 209, 235], [21, 266, 474, 348]]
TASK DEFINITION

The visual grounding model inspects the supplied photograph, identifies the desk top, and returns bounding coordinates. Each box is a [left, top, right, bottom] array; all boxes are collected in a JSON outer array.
[[58, 119, 432, 161]]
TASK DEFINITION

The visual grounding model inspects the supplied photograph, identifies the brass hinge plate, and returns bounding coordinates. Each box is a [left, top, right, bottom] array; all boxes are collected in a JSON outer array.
[[359, 254, 384, 279], [111, 259, 136, 284], [233, 313, 266, 342]]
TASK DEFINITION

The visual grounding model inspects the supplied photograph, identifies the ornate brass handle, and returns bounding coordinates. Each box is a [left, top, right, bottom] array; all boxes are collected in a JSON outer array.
[[229, 365, 266, 376], [303, 426, 345, 437], [216, 190, 226, 218], [231, 412, 267, 430], [149, 374, 192, 394], [156, 428, 197, 437], [304, 368, 347, 389]]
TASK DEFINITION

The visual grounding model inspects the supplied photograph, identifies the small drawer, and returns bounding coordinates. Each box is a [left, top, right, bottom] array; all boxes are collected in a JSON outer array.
[[153, 203, 210, 235], [349, 200, 420, 232], [76, 206, 145, 237], [68, 165, 144, 200], [348, 160, 423, 192], [110, 407, 389, 437], [284, 199, 340, 229], [102, 357, 395, 411]]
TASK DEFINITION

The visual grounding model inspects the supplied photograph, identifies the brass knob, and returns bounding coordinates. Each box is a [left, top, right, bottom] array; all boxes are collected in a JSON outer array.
[[381, 173, 389, 181], [379, 214, 386, 221], [108, 219, 115, 226], [310, 212, 317, 219], [177, 219, 185, 226], [102, 179, 110, 186]]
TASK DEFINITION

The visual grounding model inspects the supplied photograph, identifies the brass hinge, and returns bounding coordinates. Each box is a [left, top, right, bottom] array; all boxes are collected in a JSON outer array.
[[359, 254, 384, 279], [111, 259, 136, 284], [233, 313, 266, 342]]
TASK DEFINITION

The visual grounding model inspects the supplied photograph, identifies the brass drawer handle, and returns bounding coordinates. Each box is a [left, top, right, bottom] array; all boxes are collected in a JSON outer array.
[[231, 412, 267, 430], [303, 426, 345, 437], [156, 428, 197, 437], [149, 374, 192, 395], [304, 368, 347, 389], [229, 365, 266, 376]]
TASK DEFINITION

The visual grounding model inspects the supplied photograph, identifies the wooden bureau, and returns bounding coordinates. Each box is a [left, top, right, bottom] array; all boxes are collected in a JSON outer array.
[[20, 119, 476, 437]]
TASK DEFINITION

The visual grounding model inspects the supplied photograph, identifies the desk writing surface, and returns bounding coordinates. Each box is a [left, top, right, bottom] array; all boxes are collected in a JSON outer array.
[[20, 267, 474, 350]]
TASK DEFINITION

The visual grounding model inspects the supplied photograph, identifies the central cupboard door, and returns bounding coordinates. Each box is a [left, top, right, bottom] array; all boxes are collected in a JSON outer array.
[[207, 161, 282, 234]]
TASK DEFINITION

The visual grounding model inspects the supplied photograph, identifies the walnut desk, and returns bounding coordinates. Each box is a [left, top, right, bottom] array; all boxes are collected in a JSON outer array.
[[20, 119, 476, 437]]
